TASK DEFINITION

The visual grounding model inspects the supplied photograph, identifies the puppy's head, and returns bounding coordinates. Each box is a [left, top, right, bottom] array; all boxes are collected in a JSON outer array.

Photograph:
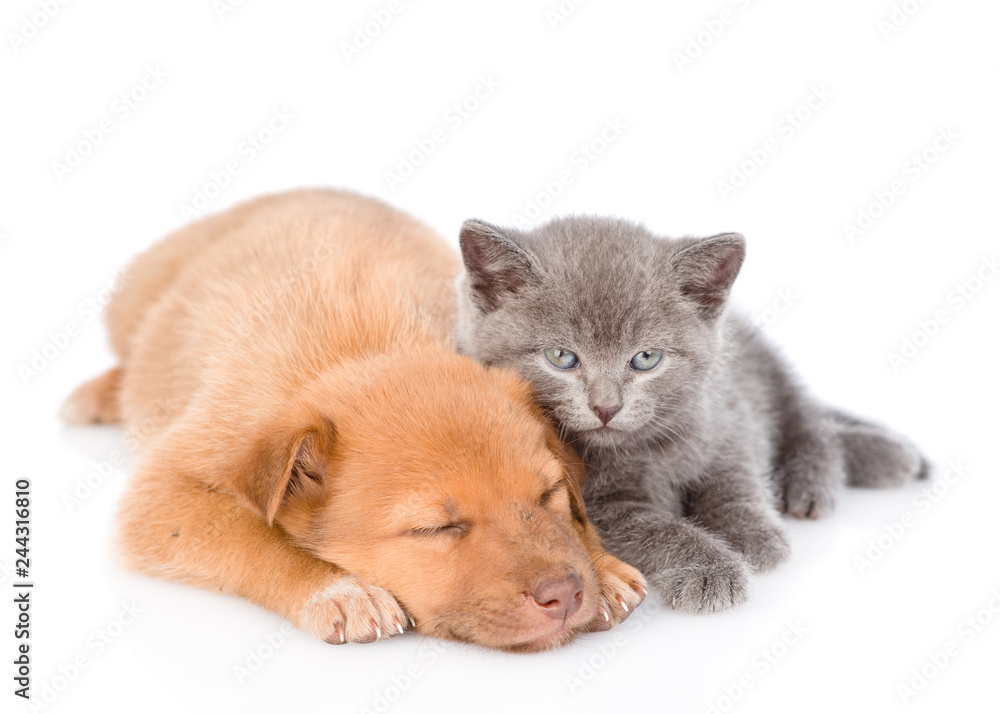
[[227, 350, 603, 651]]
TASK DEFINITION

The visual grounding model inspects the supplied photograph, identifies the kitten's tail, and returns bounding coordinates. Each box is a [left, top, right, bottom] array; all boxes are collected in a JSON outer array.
[[824, 408, 930, 488]]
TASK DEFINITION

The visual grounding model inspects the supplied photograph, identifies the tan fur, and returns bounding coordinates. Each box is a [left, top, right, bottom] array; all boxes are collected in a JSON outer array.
[[63, 189, 644, 650], [60, 366, 122, 424]]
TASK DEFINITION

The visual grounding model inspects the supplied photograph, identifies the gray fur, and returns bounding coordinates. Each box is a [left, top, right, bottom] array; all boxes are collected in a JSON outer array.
[[454, 216, 927, 614]]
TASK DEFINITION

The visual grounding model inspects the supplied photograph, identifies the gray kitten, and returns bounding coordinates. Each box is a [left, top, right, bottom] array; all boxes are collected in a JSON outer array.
[[454, 216, 927, 614]]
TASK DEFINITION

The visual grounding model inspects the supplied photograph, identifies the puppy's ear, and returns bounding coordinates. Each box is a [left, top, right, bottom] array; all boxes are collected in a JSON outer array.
[[545, 430, 588, 526], [671, 233, 745, 319], [459, 219, 540, 312], [227, 411, 336, 525]]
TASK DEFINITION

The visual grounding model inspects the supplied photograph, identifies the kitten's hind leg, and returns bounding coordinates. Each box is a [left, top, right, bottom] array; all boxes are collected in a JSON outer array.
[[774, 401, 847, 520], [828, 409, 929, 488]]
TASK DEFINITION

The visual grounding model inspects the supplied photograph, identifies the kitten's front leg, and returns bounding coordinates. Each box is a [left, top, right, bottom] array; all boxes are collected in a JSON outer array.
[[688, 467, 791, 573], [586, 487, 752, 615]]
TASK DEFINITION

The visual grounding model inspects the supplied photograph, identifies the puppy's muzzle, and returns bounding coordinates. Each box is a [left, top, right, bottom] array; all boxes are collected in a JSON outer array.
[[531, 572, 584, 620]]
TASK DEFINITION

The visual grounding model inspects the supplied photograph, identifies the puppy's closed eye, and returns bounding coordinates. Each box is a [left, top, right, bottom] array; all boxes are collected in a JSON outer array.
[[407, 523, 468, 537]]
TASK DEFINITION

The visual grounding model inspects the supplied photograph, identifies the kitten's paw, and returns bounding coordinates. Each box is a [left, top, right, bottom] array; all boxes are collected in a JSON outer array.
[[651, 552, 751, 615], [300, 574, 409, 644], [584, 557, 647, 632], [732, 520, 791, 573], [781, 479, 837, 520]]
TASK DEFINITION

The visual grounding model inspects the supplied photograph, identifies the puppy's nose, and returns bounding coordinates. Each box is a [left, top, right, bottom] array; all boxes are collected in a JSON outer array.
[[592, 404, 620, 425], [531, 573, 584, 619]]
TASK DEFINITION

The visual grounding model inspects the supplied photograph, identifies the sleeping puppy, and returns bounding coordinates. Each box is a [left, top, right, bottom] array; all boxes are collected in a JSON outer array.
[[61, 189, 645, 651]]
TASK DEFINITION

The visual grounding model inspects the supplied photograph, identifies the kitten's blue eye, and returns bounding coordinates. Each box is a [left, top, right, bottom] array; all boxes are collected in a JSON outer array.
[[544, 348, 579, 369], [630, 350, 663, 371]]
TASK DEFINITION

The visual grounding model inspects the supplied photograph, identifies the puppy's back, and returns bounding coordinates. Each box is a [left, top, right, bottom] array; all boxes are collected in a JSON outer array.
[[113, 190, 460, 434]]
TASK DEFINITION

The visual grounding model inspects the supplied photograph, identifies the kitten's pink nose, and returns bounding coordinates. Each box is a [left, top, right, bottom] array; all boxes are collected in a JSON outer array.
[[593, 404, 620, 425]]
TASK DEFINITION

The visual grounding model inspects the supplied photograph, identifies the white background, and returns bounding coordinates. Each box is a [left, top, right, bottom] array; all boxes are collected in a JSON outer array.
[[2, 1, 998, 712]]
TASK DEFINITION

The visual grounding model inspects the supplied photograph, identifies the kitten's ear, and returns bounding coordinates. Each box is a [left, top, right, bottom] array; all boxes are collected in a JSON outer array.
[[671, 233, 745, 318], [459, 219, 540, 312], [225, 410, 336, 525]]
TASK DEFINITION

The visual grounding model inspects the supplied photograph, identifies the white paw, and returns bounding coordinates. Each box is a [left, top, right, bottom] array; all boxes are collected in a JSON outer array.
[[653, 554, 751, 615], [300, 575, 409, 644]]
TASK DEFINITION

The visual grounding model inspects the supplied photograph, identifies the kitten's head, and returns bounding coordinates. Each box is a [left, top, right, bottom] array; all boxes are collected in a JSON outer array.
[[455, 216, 744, 448]]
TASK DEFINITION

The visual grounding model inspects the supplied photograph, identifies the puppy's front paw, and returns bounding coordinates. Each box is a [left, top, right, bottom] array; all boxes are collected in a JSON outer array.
[[585, 556, 646, 632], [300, 574, 409, 645], [650, 550, 751, 615]]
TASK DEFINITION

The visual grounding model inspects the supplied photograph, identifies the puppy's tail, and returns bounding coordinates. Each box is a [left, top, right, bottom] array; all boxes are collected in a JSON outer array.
[[825, 408, 929, 488], [60, 366, 123, 425]]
